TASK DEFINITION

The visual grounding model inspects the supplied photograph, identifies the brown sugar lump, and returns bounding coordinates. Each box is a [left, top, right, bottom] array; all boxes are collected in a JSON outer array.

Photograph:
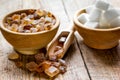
[[54, 46, 62, 52], [8, 52, 19, 60], [34, 53, 45, 63], [44, 66, 60, 77], [58, 59, 66, 66], [15, 61, 23, 68], [54, 48, 64, 59], [51, 62, 60, 68], [42, 61, 52, 70], [35, 64, 44, 73], [4, 9, 56, 33], [26, 62, 39, 72], [59, 66, 67, 74]]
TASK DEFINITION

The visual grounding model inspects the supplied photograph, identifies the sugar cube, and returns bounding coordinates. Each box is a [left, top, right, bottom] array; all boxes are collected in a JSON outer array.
[[99, 13, 110, 28], [103, 8, 120, 23], [85, 5, 94, 14], [55, 48, 64, 59], [78, 13, 89, 24], [26, 62, 39, 72], [42, 61, 51, 70], [59, 66, 67, 74], [95, 0, 110, 10], [45, 66, 60, 77], [30, 28, 38, 33], [58, 59, 66, 66], [59, 36, 66, 43], [89, 7, 102, 22], [84, 21, 99, 29], [110, 17, 120, 28], [52, 62, 60, 68]]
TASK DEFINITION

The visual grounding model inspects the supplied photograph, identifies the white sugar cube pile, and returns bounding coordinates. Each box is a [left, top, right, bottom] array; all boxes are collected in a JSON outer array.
[[77, 0, 120, 29]]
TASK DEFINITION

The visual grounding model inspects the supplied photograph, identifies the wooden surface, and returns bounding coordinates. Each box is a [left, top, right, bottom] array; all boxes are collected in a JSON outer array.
[[0, 0, 120, 80]]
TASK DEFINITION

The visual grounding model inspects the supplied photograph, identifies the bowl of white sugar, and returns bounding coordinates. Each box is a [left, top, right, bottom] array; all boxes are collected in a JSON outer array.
[[73, 0, 120, 49]]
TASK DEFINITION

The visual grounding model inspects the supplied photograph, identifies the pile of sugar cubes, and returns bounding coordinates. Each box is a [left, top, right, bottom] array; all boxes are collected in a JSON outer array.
[[78, 0, 120, 29]]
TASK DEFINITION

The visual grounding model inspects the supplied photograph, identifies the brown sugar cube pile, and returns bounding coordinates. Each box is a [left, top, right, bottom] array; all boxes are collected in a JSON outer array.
[[5, 9, 56, 33], [8, 47, 67, 78]]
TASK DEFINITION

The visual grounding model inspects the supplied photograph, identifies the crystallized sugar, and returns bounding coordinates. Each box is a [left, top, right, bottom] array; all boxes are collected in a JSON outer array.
[[89, 7, 102, 22], [95, 0, 110, 10], [84, 21, 99, 28], [78, 0, 120, 29], [78, 13, 89, 24], [103, 8, 120, 23], [110, 17, 120, 27], [85, 5, 94, 14]]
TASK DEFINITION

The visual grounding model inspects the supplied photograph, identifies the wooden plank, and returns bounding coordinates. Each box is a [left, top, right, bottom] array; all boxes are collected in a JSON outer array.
[[0, 0, 27, 80], [76, 33, 120, 80], [0, 0, 22, 20], [38, 0, 90, 80], [0, 0, 90, 80], [61, 0, 120, 80]]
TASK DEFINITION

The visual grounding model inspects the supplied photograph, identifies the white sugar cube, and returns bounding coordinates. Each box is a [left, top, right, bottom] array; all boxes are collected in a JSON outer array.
[[99, 13, 110, 28], [89, 8, 102, 22], [110, 17, 120, 28], [84, 21, 99, 29], [78, 13, 89, 24], [103, 8, 120, 23], [95, 0, 110, 10], [85, 5, 94, 14]]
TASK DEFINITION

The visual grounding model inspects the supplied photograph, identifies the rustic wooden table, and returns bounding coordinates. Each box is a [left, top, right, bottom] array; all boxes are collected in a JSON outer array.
[[0, 0, 120, 80]]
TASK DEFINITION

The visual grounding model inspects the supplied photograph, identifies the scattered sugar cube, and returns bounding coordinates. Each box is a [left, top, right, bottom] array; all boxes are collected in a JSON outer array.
[[45, 66, 60, 77], [95, 0, 110, 10], [84, 21, 99, 28], [89, 7, 102, 22], [49, 54, 57, 61], [59, 66, 67, 74], [26, 62, 39, 72], [85, 5, 94, 14], [58, 59, 66, 66], [42, 61, 51, 70], [59, 36, 66, 43], [35, 53, 45, 63], [110, 17, 120, 28], [52, 62, 60, 68], [78, 13, 89, 24], [103, 8, 120, 23]]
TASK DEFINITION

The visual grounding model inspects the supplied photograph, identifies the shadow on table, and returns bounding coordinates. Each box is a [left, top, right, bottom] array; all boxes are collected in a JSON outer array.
[[88, 44, 120, 66]]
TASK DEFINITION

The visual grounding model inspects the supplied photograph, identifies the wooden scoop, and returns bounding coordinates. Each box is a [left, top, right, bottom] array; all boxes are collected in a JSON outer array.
[[47, 28, 75, 60]]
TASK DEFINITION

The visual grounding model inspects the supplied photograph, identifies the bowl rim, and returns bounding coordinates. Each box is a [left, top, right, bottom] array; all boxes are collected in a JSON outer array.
[[73, 8, 120, 32], [0, 9, 60, 35]]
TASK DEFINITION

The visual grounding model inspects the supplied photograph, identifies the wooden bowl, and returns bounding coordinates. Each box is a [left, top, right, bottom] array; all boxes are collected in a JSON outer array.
[[73, 9, 120, 49], [0, 9, 60, 55]]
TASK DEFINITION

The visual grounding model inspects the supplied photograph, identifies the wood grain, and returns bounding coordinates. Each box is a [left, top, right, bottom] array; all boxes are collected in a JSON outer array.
[[0, 0, 120, 80], [0, 0, 90, 80], [70, 0, 120, 80]]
